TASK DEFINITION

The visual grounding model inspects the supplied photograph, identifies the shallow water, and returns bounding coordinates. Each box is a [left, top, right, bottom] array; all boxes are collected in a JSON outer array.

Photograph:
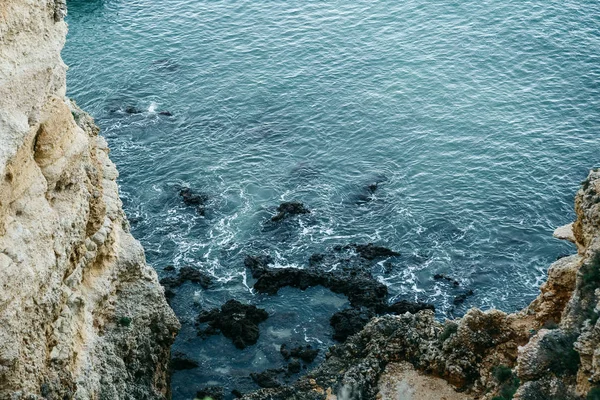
[[63, 0, 598, 397]]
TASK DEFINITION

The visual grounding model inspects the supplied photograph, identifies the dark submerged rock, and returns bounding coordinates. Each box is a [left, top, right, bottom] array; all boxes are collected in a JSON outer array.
[[245, 248, 433, 347], [352, 243, 400, 260], [279, 344, 320, 363], [434, 273, 460, 287], [245, 245, 403, 332], [178, 266, 212, 287], [249, 266, 388, 311], [382, 261, 395, 274], [287, 359, 302, 374], [152, 58, 180, 72], [231, 389, 244, 398], [330, 307, 375, 342], [250, 369, 284, 388], [453, 289, 475, 305], [271, 202, 310, 222], [158, 111, 173, 116], [246, 246, 392, 311], [197, 300, 269, 349], [124, 106, 142, 114], [352, 176, 388, 204], [243, 255, 273, 279], [159, 266, 212, 298], [355, 182, 380, 204], [170, 351, 198, 370], [179, 187, 209, 215]]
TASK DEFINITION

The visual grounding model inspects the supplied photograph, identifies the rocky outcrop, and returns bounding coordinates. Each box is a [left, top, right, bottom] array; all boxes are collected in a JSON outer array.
[[240, 170, 600, 399], [0, 2, 178, 399], [197, 300, 269, 349]]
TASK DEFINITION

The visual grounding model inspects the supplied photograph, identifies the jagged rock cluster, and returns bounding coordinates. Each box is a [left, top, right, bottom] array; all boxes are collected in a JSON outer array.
[[0, 2, 178, 399], [240, 171, 600, 400]]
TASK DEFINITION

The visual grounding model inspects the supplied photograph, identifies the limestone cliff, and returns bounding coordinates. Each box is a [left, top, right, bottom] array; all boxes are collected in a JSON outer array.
[[241, 171, 600, 400], [0, 2, 179, 399]]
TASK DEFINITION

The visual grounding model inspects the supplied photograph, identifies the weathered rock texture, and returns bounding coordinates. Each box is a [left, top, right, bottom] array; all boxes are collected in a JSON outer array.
[[0, 2, 179, 399], [241, 170, 600, 399]]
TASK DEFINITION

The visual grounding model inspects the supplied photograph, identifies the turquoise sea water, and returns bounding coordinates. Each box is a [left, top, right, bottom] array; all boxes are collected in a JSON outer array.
[[63, 0, 599, 397]]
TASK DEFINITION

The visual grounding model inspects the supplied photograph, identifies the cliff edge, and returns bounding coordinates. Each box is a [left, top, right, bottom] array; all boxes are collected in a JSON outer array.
[[0, 2, 179, 399]]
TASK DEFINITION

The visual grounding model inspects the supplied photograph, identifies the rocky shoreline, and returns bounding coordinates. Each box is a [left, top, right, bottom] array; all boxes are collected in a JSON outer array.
[[170, 172, 599, 400], [235, 171, 600, 400], [1, 1, 598, 400]]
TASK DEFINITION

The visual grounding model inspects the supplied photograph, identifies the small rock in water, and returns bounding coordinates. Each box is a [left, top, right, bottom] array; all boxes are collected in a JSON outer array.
[[271, 201, 310, 222], [352, 243, 400, 260], [179, 187, 209, 208], [159, 266, 212, 298], [197, 300, 269, 349], [158, 111, 173, 116], [178, 266, 212, 287], [170, 351, 198, 370], [353, 176, 387, 204], [231, 389, 244, 399], [433, 273, 460, 287], [124, 105, 142, 114], [453, 289, 475, 305], [355, 183, 379, 204], [279, 344, 320, 363]]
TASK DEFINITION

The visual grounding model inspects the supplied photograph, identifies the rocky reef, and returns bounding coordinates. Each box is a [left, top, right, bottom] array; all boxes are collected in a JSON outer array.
[[0, 2, 178, 399], [240, 171, 600, 399]]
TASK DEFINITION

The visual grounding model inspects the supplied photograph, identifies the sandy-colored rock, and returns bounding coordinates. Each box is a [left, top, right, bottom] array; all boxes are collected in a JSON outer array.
[[378, 362, 472, 400], [525, 254, 581, 327], [0, 1, 178, 399], [554, 222, 577, 244], [573, 169, 600, 252]]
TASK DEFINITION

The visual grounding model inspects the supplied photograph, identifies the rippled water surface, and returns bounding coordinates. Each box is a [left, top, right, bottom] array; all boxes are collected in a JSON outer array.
[[63, 0, 599, 397]]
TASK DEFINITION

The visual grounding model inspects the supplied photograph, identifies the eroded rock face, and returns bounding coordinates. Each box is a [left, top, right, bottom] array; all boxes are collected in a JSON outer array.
[[573, 169, 600, 251], [0, 2, 179, 398]]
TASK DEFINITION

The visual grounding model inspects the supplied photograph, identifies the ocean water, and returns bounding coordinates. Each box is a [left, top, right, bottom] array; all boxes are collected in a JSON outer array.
[[62, 0, 599, 397]]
